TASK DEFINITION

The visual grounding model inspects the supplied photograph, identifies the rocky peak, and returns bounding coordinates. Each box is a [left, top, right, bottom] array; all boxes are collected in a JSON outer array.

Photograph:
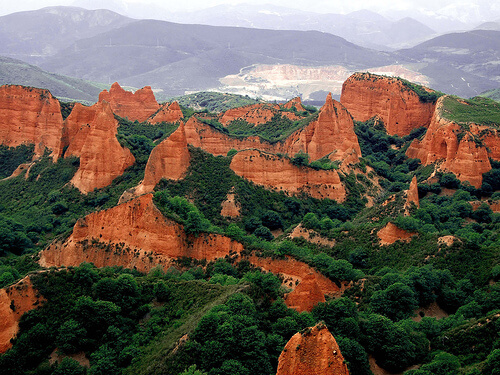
[[281, 93, 361, 164], [98, 82, 160, 122], [405, 175, 420, 211], [340, 72, 436, 136], [276, 323, 349, 375], [148, 101, 184, 124], [0, 85, 64, 159], [283, 97, 306, 112], [63, 101, 135, 193]]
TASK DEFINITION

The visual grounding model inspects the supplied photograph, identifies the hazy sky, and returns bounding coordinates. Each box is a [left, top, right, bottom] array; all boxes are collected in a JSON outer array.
[[2, 0, 499, 22]]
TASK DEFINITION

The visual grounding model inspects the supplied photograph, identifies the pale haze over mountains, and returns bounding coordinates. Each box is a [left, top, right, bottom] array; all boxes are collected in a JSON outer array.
[[0, 0, 499, 102]]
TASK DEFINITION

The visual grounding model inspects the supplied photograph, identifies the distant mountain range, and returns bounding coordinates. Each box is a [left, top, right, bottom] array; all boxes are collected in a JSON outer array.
[[0, 6, 498, 101]]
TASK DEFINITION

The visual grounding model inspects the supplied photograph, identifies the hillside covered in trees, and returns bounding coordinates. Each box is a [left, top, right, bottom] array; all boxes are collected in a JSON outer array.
[[0, 74, 499, 375]]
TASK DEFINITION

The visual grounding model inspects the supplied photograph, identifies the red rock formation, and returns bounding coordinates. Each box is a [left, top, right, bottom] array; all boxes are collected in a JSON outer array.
[[377, 222, 417, 245], [246, 255, 343, 310], [230, 149, 346, 201], [340, 72, 436, 136], [98, 82, 159, 122], [0, 85, 64, 158], [285, 273, 326, 312], [406, 96, 492, 188], [405, 176, 420, 211], [276, 323, 349, 375], [63, 101, 135, 194], [135, 122, 190, 195], [39, 194, 243, 272], [148, 101, 183, 124], [219, 103, 281, 126], [283, 97, 306, 112], [280, 93, 361, 163], [0, 276, 43, 353], [220, 191, 241, 218], [470, 200, 500, 212]]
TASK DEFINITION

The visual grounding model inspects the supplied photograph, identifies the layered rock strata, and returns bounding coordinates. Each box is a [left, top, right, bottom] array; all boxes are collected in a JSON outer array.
[[148, 101, 183, 124]]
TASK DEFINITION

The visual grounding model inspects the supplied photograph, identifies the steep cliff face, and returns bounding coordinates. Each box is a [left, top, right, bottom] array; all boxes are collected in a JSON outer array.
[[230, 149, 346, 201], [340, 72, 435, 136], [63, 101, 135, 194], [0, 85, 64, 158], [148, 101, 183, 124], [276, 323, 350, 375], [0, 276, 43, 353], [39, 194, 243, 271], [98, 82, 159, 122], [220, 191, 241, 218], [406, 96, 492, 188], [280, 93, 361, 164], [135, 122, 190, 195], [378, 222, 417, 245]]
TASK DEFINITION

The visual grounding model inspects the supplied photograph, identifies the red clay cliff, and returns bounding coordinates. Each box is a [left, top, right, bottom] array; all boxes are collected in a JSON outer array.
[[406, 96, 492, 188], [230, 149, 346, 201], [39, 194, 243, 272], [148, 101, 183, 124], [276, 323, 349, 375], [0, 276, 43, 353], [0, 85, 64, 158], [341, 72, 435, 136], [98, 82, 160, 122], [63, 101, 135, 194]]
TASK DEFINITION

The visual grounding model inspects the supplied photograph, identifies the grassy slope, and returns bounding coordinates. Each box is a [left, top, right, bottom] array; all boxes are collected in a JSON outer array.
[[440, 95, 500, 127]]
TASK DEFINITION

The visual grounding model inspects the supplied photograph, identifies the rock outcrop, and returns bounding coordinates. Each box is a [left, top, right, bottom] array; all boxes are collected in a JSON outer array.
[[284, 273, 326, 312], [377, 222, 417, 245], [0, 276, 43, 353], [279, 93, 361, 164], [276, 323, 349, 375], [247, 255, 343, 312], [63, 102, 135, 194], [39, 194, 243, 272], [220, 103, 281, 126], [220, 191, 241, 218], [134, 122, 190, 195], [98, 82, 159, 122], [148, 101, 183, 124], [405, 176, 420, 212], [0, 85, 64, 158], [230, 149, 346, 201], [340, 72, 436, 136], [283, 97, 306, 112], [406, 96, 492, 188]]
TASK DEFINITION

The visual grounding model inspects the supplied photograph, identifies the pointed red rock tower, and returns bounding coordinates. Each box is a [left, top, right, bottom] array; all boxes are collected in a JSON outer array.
[[136, 121, 190, 195], [98, 82, 160, 122], [405, 176, 420, 211], [276, 323, 350, 375], [282, 93, 362, 164], [64, 101, 135, 193], [283, 97, 306, 112]]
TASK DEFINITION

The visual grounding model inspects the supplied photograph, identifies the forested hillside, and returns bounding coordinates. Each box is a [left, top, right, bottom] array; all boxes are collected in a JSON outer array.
[[0, 74, 499, 375]]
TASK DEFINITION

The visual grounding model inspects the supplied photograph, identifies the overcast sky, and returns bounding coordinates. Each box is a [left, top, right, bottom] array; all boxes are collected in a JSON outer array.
[[2, 0, 499, 23]]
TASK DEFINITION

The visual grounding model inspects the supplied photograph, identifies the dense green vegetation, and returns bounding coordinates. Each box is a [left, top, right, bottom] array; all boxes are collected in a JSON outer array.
[[480, 88, 500, 102], [441, 95, 500, 127], [0, 144, 34, 179], [173, 92, 262, 113], [399, 78, 444, 104]]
